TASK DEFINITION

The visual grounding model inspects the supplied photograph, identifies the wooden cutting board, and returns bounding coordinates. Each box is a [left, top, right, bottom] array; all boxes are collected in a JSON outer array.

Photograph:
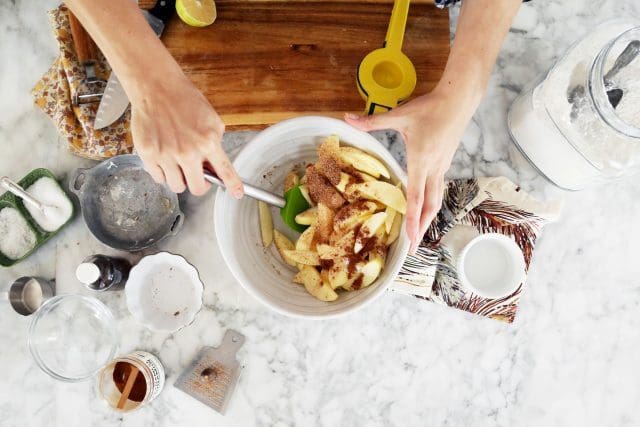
[[161, 0, 450, 129]]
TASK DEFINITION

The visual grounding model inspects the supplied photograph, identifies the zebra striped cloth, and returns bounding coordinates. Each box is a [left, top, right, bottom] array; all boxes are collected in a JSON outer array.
[[391, 177, 562, 323]]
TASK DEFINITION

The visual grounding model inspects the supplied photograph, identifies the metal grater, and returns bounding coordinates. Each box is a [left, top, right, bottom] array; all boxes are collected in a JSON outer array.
[[174, 330, 245, 414]]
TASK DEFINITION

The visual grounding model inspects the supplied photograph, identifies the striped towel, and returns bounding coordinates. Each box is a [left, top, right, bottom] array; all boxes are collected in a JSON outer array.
[[391, 177, 562, 323]]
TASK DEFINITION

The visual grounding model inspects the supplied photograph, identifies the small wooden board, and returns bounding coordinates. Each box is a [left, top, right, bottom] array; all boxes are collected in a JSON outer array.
[[162, 0, 450, 129]]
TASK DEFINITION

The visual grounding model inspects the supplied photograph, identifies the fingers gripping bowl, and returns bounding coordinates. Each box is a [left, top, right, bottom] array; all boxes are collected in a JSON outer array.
[[214, 117, 410, 318]]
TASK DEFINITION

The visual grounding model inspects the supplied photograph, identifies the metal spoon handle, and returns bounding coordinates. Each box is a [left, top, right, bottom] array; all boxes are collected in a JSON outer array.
[[203, 170, 286, 208], [604, 40, 640, 83], [0, 177, 44, 211]]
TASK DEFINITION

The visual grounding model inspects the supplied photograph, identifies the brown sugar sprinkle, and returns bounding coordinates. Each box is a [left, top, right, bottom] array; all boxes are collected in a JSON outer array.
[[337, 233, 355, 253], [351, 222, 363, 240], [343, 166, 366, 183], [352, 275, 364, 290], [306, 166, 345, 210], [316, 154, 342, 186], [360, 235, 379, 255], [369, 241, 387, 259], [334, 201, 371, 226], [316, 140, 343, 185], [320, 259, 334, 269], [346, 252, 366, 278]]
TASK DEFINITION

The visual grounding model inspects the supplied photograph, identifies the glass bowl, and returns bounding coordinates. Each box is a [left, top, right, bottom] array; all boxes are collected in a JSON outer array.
[[28, 294, 118, 382]]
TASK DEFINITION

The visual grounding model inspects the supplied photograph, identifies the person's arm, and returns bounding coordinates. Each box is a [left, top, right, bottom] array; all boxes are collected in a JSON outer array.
[[346, 0, 522, 253], [64, 0, 243, 198]]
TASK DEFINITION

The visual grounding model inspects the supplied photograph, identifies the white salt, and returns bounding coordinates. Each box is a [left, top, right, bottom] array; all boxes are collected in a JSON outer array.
[[24, 177, 73, 232], [0, 207, 37, 260]]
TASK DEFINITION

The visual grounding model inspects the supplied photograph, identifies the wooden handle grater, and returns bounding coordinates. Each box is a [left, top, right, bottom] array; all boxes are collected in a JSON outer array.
[[174, 330, 245, 414]]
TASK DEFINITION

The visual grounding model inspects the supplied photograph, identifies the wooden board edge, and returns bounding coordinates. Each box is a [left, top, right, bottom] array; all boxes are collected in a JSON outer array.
[[140, 0, 436, 8]]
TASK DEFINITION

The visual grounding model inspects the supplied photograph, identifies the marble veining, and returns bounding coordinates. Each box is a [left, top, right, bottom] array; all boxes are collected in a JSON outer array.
[[2, 0, 640, 426]]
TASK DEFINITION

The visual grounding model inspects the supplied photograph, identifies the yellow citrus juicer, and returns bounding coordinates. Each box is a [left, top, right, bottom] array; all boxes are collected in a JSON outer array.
[[356, 0, 417, 115]]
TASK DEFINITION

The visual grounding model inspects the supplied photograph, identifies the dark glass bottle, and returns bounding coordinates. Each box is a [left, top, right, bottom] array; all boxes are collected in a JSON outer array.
[[75, 255, 132, 291]]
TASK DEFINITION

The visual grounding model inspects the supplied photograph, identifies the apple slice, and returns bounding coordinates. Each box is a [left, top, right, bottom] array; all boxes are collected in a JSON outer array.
[[283, 250, 320, 266], [317, 230, 356, 259], [352, 170, 377, 182], [319, 135, 340, 156], [384, 206, 396, 234], [360, 256, 384, 287], [333, 201, 378, 234], [273, 230, 297, 267], [335, 172, 354, 193], [349, 181, 407, 214], [354, 212, 387, 253], [258, 201, 273, 247], [386, 211, 403, 245], [283, 172, 300, 193], [296, 223, 317, 251], [294, 266, 338, 301], [298, 184, 314, 206], [338, 147, 390, 179], [326, 259, 358, 290], [295, 207, 318, 226], [316, 203, 334, 244]]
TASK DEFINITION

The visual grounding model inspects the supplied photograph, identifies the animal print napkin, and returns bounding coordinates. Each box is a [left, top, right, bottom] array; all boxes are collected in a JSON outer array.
[[391, 177, 562, 323], [32, 5, 133, 160]]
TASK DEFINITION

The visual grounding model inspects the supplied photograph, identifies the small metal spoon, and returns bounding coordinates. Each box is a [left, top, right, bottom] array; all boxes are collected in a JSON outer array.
[[568, 39, 640, 118], [1, 177, 48, 211], [603, 40, 640, 108], [0, 176, 63, 224]]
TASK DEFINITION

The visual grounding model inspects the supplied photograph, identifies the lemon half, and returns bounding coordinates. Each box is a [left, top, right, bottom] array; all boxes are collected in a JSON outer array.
[[176, 0, 217, 27]]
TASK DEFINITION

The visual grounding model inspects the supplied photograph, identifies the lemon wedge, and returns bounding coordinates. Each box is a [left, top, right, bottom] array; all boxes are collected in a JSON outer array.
[[176, 0, 217, 27]]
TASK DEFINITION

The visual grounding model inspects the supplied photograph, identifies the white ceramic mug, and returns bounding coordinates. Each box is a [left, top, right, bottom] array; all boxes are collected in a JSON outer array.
[[456, 233, 526, 299]]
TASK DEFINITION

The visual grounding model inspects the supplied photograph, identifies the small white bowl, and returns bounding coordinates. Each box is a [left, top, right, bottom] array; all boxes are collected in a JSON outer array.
[[214, 116, 410, 318], [125, 252, 203, 332], [456, 233, 525, 299]]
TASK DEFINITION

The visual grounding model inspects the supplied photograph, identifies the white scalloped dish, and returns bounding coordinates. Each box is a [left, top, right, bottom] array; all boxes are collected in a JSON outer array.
[[125, 252, 203, 332]]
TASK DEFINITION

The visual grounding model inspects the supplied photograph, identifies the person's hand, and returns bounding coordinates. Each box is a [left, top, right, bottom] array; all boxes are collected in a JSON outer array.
[[345, 90, 470, 254], [130, 72, 244, 198]]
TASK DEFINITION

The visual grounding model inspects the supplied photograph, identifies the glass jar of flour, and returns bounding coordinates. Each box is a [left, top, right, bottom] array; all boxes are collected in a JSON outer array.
[[508, 21, 640, 190]]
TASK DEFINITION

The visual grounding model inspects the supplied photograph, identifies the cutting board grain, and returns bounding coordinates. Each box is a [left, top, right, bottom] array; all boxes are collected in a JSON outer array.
[[161, 0, 450, 129]]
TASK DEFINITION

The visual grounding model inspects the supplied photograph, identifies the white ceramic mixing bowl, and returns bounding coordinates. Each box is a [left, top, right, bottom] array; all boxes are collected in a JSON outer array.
[[214, 116, 410, 318]]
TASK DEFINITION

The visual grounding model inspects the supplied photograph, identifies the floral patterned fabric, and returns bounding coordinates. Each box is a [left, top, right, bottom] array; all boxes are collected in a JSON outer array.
[[392, 177, 563, 323], [32, 5, 133, 160]]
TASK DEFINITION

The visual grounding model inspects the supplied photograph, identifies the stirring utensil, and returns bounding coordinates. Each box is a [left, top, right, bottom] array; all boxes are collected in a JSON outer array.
[[1, 176, 72, 234], [0, 177, 65, 227], [356, 0, 416, 115], [0, 176, 59, 217], [203, 170, 310, 232]]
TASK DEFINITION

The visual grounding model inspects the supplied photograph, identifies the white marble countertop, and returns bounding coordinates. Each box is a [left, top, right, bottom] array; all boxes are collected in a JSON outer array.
[[2, 1, 640, 426]]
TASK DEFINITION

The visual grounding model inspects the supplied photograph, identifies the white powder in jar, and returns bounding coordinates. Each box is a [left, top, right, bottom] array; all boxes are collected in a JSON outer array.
[[0, 207, 37, 260], [509, 21, 640, 190], [24, 177, 73, 232]]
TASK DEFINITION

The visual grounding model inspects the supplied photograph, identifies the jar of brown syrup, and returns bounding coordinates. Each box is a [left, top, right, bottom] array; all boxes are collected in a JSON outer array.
[[97, 351, 165, 412]]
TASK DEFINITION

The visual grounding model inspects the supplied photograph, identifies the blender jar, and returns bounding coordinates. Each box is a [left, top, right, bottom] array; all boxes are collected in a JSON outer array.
[[508, 20, 640, 190]]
